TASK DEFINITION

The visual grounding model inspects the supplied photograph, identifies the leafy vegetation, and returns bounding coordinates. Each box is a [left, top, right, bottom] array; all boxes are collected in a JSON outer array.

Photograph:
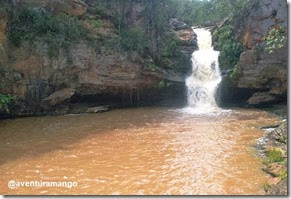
[[166, 0, 256, 26], [279, 169, 287, 180], [87, 15, 102, 29], [213, 25, 244, 72], [0, 65, 14, 113], [119, 28, 149, 54], [0, 94, 14, 113], [76, 0, 254, 73], [265, 148, 285, 163], [146, 63, 159, 72], [8, 7, 88, 57], [158, 80, 173, 89], [0, 0, 12, 16], [265, 26, 287, 54], [162, 36, 181, 58]]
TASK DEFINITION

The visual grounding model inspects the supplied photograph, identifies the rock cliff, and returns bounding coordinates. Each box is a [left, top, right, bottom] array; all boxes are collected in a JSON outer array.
[[0, 0, 197, 116], [221, 0, 287, 106]]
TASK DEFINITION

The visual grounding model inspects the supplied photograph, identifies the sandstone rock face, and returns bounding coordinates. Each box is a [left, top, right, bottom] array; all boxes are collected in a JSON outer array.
[[232, 0, 287, 105], [170, 18, 197, 58], [0, 3, 195, 116], [7, 40, 185, 113], [238, 0, 287, 49]]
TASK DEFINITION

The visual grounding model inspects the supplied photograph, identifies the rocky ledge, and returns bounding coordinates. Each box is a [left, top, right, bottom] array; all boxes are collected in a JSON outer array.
[[220, 0, 287, 106], [259, 120, 287, 195]]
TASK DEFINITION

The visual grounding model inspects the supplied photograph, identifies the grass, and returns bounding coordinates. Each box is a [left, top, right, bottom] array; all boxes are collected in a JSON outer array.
[[279, 170, 287, 180], [264, 148, 284, 164]]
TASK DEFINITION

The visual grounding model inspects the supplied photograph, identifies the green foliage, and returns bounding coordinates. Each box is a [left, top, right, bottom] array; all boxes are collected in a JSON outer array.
[[0, 94, 14, 113], [158, 80, 172, 89], [213, 25, 243, 70], [266, 148, 284, 163], [159, 80, 166, 89], [162, 36, 180, 57], [87, 15, 102, 28], [0, 0, 12, 16], [263, 183, 271, 192], [279, 170, 287, 180], [8, 7, 88, 57], [229, 65, 238, 79], [146, 63, 159, 72], [119, 28, 149, 54], [166, 0, 256, 26], [265, 26, 287, 54]]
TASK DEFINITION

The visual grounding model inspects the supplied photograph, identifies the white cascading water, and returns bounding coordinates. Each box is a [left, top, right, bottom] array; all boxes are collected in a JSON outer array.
[[184, 28, 222, 114]]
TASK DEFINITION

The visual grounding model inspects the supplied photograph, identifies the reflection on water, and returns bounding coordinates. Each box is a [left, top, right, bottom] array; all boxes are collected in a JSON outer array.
[[0, 107, 280, 195]]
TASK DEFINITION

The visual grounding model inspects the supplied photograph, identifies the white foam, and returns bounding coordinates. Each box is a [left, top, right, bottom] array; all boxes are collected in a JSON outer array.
[[185, 28, 222, 112]]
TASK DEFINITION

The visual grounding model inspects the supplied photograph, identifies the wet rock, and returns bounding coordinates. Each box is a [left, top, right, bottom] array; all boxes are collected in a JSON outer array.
[[175, 29, 197, 47], [247, 92, 277, 105], [267, 177, 281, 186], [259, 119, 287, 195], [169, 18, 189, 31], [169, 19, 198, 60], [51, 105, 69, 116], [273, 120, 287, 145], [263, 163, 285, 177], [267, 180, 287, 195], [203, 20, 215, 27], [86, 106, 109, 113], [42, 88, 75, 107], [67, 104, 88, 114]]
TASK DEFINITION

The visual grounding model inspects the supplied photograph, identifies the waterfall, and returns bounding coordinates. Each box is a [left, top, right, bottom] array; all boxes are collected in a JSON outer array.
[[185, 28, 222, 113]]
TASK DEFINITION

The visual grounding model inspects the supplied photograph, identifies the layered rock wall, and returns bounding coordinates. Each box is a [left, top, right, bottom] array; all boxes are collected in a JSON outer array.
[[231, 0, 287, 105], [0, 1, 196, 116]]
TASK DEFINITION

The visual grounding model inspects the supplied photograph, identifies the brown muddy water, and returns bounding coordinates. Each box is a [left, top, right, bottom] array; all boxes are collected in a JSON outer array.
[[0, 107, 280, 195]]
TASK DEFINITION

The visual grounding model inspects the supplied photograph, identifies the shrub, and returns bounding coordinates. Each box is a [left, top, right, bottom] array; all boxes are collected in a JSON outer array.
[[0, 0, 11, 16], [229, 65, 238, 79], [265, 26, 287, 54], [0, 94, 15, 113], [266, 148, 284, 163], [162, 40, 180, 57], [213, 25, 243, 70], [119, 28, 149, 54], [146, 63, 159, 72], [162, 34, 181, 58], [279, 170, 287, 180], [159, 80, 166, 89], [87, 15, 102, 28]]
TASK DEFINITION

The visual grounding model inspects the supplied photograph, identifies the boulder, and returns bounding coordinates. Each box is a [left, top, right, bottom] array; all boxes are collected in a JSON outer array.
[[247, 92, 277, 105], [169, 18, 189, 31], [42, 88, 75, 106], [86, 106, 109, 113], [263, 162, 285, 177], [169, 19, 198, 58]]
